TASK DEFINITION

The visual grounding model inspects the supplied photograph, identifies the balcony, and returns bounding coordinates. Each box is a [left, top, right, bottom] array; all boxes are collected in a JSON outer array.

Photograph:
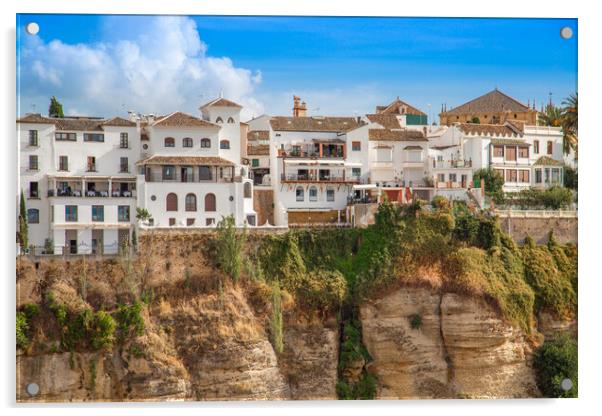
[[402, 159, 424, 169], [48, 189, 136, 198], [144, 172, 234, 183], [432, 160, 473, 169], [278, 141, 345, 159], [281, 173, 359, 183]]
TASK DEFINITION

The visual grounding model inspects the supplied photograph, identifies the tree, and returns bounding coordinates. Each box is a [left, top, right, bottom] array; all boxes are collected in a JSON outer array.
[[561, 94, 578, 155], [216, 215, 247, 282], [48, 96, 64, 118], [135, 207, 152, 224], [18, 191, 28, 252], [470, 116, 480, 124], [538, 104, 563, 128], [533, 334, 577, 398], [473, 168, 504, 201]]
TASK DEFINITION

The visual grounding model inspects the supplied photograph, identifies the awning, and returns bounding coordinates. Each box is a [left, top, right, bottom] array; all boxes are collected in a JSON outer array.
[[352, 184, 379, 190]]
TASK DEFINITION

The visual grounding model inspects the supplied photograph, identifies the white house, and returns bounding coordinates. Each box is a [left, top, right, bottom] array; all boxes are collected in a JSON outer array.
[[17, 114, 139, 254]]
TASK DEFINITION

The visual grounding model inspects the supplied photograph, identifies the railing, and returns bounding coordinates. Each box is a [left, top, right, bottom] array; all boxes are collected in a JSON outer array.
[[280, 173, 359, 183], [48, 189, 136, 198], [144, 172, 234, 183], [27, 241, 132, 256], [347, 195, 377, 205], [495, 209, 578, 218], [432, 160, 473, 169]]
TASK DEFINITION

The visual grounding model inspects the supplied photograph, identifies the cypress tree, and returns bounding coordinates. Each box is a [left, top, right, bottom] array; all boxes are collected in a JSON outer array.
[[19, 191, 28, 252], [48, 96, 64, 118]]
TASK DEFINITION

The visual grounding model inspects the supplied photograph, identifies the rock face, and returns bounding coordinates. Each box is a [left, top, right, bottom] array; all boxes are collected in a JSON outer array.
[[360, 287, 539, 399], [537, 311, 577, 340], [279, 322, 339, 399]]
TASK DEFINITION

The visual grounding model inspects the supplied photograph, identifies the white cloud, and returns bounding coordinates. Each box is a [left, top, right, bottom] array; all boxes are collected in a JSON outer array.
[[18, 16, 264, 119]]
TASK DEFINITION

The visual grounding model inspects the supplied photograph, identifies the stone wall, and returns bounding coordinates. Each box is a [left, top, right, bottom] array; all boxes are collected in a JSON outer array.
[[253, 188, 274, 226], [498, 213, 577, 244]]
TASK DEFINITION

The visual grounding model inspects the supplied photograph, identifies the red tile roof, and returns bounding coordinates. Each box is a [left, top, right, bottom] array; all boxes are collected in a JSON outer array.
[[200, 97, 243, 109], [457, 122, 524, 138], [137, 155, 234, 166], [368, 128, 426, 141], [443, 89, 530, 115], [152, 112, 219, 128], [270, 116, 360, 132], [375, 98, 426, 116]]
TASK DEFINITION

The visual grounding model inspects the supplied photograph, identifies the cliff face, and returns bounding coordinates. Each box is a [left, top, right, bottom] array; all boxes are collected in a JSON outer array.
[[360, 287, 540, 399]]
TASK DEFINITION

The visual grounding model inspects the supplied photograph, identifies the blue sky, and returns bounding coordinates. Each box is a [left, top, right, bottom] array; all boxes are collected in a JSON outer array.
[[17, 14, 577, 121]]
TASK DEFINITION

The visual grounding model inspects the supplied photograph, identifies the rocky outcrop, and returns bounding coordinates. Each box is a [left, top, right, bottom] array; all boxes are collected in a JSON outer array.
[[537, 311, 577, 340], [360, 287, 539, 399], [279, 321, 339, 399]]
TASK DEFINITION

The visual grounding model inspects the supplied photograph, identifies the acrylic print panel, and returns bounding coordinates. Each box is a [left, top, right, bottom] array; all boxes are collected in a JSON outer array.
[[16, 14, 578, 402]]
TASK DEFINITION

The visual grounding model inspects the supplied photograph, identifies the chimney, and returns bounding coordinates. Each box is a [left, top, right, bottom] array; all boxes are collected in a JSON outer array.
[[293, 96, 307, 117]]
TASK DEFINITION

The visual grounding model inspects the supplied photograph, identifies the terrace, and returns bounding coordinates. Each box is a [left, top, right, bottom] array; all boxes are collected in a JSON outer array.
[[47, 176, 136, 198], [278, 139, 346, 159]]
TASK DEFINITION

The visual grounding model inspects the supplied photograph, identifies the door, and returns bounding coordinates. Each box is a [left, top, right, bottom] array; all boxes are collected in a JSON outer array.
[[69, 239, 77, 254]]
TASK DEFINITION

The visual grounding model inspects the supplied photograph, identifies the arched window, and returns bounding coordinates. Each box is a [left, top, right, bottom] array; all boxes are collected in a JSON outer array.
[[183, 137, 193, 148], [295, 186, 304, 202], [204, 193, 216, 212], [200, 138, 211, 148], [185, 193, 197, 211], [244, 182, 252, 198], [164, 137, 175, 147], [220, 140, 230, 149], [309, 186, 318, 202], [215, 117, 223, 124], [166, 193, 178, 211], [27, 208, 39, 224], [227, 117, 235, 124]]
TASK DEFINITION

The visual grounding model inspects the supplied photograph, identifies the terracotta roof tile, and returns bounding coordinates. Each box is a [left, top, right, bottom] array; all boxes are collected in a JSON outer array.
[[443, 89, 530, 116], [18, 113, 135, 130], [376, 98, 426, 116], [16, 113, 54, 124], [490, 138, 529, 146], [366, 114, 402, 129], [457, 123, 523, 138], [153, 112, 218, 128], [247, 144, 270, 156], [270, 116, 360, 132], [102, 117, 136, 127], [368, 128, 426, 141], [247, 130, 270, 140], [200, 97, 243, 109], [137, 155, 234, 166], [534, 156, 563, 166]]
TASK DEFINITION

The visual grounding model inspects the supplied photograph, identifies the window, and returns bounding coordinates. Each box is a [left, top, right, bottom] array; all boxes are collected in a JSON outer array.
[[120, 157, 129, 173], [352, 141, 361, 151], [545, 168, 550, 184], [352, 168, 361, 177], [216, 117, 223, 124], [227, 117, 235, 123], [505, 146, 516, 161], [187, 218, 195, 226], [201, 138, 211, 148], [519, 170, 530, 183], [326, 188, 335, 202], [206, 218, 216, 226], [166, 193, 178, 211], [162, 165, 175, 180], [514, 114, 518, 119], [120, 133, 129, 148], [220, 140, 230, 149], [309, 186, 318, 202], [518, 147, 529, 159], [169, 218, 176, 226], [506, 169, 518, 182], [296, 186, 304, 202], [204, 193, 216, 212], [59, 155, 68, 171], [533, 140, 540, 154], [118, 206, 130, 222], [164, 137, 175, 147], [92, 205, 104, 222], [29, 155, 38, 170], [535, 169, 542, 184], [27, 208, 39, 224], [244, 182, 252, 198], [183, 137, 193, 148], [547, 141, 553, 155], [84, 133, 104, 142], [29, 182, 38, 198], [55, 132, 76, 141], [29, 130, 38, 146], [252, 159, 259, 167], [185, 193, 197, 211], [437, 173, 445, 182], [551, 168, 560, 184], [87, 156, 96, 171], [493, 146, 504, 158], [449, 173, 457, 182], [65, 205, 78, 222], [181, 166, 194, 182], [199, 165, 212, 180]]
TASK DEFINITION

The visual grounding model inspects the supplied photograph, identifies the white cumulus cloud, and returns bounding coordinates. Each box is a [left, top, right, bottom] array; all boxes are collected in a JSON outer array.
[[18, 16, 264, 119]]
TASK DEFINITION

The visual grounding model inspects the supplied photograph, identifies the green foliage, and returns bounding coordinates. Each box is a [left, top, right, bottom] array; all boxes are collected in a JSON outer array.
[[473, 168, 504, 199], [115, 302, 145, 340], [431, 195, 451, 210], [90, 311, 116, 350], [44, 238, 55, 254], [533, 334, 578, 398], [269, 282, 283, 354], [89, 359, 97, 389], [564, 166, 578, 190], [48, 96, 64, 117], [216, 215, 247, 282], [293, 270, 347, 313], [135, 207, 152, 223], [22, 303, 40, 319], [502, 186, 574, 209], [19, 191, 28, 252], [470, 116, 481, 124], [453, 212, 501, 250], [409, 314, 422, 330], [337, 320, 376, 400], [16, 312, 29, 349]]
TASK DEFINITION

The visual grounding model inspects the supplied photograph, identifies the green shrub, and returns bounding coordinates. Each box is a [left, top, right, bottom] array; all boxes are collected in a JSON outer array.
[[22, 303, 40, 319], [431, 195, 451, 210], [293, 270, 347, 313], [216, 215, 247, 282], [533, 334, 578, 398], [16, 312, 29, 349], [473, 168, 504, 197], [115, 302, 145, 340], [269, 283, 283, 354], [90, 311, 116, 350]]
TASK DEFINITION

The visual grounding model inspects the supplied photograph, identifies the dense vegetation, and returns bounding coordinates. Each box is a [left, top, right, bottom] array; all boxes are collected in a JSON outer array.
[[533, 333, 578, 398]]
